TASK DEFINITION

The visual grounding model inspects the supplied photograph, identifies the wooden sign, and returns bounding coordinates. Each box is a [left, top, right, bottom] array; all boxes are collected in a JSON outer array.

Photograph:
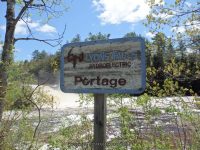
[[60, 37, 146, 94]]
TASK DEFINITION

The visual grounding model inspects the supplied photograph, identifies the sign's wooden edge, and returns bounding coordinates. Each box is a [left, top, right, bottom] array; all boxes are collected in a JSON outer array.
[[60, 37, 146, 94]]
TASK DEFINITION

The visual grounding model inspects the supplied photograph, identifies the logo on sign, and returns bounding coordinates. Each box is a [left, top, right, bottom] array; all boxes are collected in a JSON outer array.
[[65, 47, 84, 68]]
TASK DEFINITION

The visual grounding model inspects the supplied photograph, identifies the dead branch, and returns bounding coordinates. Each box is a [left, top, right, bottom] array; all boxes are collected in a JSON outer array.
[[14, 25, 66, 47], [15, 0, 34, 24], [21, 18, 34, 38], [21, 78, 50, 150]]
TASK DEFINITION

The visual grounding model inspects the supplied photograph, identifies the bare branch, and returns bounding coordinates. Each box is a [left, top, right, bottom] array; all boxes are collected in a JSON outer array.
[[14, 25, 66, 47], [21, 78, 50, 150], [15, 0, 34, 24], [30, 0, 46, 7], [21, 18, 34, 38], [15, 37, 57, 46]]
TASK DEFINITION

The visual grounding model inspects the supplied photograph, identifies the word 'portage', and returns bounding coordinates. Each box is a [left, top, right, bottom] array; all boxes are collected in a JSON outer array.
[[60, 38, 146, 94], [74, 76, 126, 88]]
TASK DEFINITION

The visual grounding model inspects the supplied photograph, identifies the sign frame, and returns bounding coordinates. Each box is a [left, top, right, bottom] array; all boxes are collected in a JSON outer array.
[[60, 37, 146, 94]]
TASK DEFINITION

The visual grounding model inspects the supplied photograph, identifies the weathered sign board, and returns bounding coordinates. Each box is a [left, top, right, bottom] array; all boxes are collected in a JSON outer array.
[[60, 37, 146, 94]]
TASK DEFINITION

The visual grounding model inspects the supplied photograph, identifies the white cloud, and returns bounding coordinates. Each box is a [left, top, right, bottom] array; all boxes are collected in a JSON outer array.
[[171, 21, 200, 34], [186, 21, 200, 30], [28, 22, 40, 28], [36, 24, 57, 33], [145, 32, 155, 38], [0, 25, 6, 30], [185, 2, 192, 7], [171, 26, 185, 33], [153, 11, 176, 19], [15, 21, 28, 35], [0, 19, 56, 35], [92, 0, 163, 25], [15, 19, 40, 35], [0, 43, 3, 50], [149, 0, 165, 6]]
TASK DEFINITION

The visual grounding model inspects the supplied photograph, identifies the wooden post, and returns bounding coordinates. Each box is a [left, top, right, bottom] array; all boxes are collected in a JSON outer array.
[[94, 94, 106, 150]]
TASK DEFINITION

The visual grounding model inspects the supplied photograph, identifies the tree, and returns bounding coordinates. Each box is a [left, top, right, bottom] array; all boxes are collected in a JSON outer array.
[[32, 50, 40, 60], [32, 50, 48, 60], [145, 39, 152, 67], [0, 0, 66, 121], [165, 38, 174, 63], [123, 32, 137, 38], [71, 34, 81, 43], [177, 40, 187, 63], [146, 1, 200, 95], [152, 32, 166, 69], [146, 0, 199, 53], [85, 32, 110, 41]]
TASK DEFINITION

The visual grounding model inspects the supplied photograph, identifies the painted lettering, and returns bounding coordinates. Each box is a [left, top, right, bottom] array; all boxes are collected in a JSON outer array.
[[112, 51, 128, 60], [88, 63, 111, 69], [118, 78, 126, 86], [86, 52, 110, 62], [102, 78, 109, 86], [75, 76, 82, 85], [110, 79, 118, 88], [74, 76, 127, 88]]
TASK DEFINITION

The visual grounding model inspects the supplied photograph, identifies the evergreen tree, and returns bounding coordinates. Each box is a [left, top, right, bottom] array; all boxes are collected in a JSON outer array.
[[123, 32, 137, 38], [152, 33, 166, 69], [71, 34, 81, 43], [85, 32, 110, 41], [177, 40, 187, 63], [165, 38, 174, 63], [145, 40, 152, 67]]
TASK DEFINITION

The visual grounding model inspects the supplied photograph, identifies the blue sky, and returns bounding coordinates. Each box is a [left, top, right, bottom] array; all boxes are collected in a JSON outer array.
[[0, 0, 196, 60]]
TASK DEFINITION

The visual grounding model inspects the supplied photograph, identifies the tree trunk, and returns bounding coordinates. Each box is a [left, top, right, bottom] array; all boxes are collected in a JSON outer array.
[[0, 66, 7, 122], [0, 0, 15, 122]]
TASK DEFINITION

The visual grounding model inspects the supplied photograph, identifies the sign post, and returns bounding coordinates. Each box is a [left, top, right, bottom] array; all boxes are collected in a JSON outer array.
[[94, 94, 106, 150], [60, 37, 146, 150]]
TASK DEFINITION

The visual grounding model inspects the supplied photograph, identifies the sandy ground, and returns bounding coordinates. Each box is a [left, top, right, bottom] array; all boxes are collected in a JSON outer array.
[[35, 85, 198, 111], [43, 85, 80, 109], [31, 84, 92, 109]]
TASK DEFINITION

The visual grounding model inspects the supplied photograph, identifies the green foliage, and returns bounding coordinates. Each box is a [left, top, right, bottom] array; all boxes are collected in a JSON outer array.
[[32, 50, 48, 61], [0, 62, 55, 149], [23, 50, 59, 84], [6, 62, 35, 110], [146, 0, 199, 53], [29, 50, 52, 75], [71, 34, 81, 43], [195, 97, 200, 109], [0, 116, 34, 150], [48, 114, 93, 149], [145, 2, 200, 94], [50, 51, 61, 73], [123, 32, 137, 38], [152, 32, 166, 69], [78, 93, 94, 106], [38, 74, 200, 150], [137, 94, 151, 106], [145, 56, 199, 97]]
